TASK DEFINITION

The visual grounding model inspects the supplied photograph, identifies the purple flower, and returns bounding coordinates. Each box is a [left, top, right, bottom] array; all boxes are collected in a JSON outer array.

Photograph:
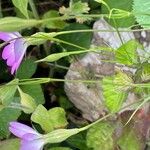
[[9, 122, 45, 150], [0, 32, 28, 74]]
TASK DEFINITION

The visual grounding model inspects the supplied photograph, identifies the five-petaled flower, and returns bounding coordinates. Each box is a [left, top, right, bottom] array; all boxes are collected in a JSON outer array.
[[9, 121, 45, 150], [0, 32, 28, 74]]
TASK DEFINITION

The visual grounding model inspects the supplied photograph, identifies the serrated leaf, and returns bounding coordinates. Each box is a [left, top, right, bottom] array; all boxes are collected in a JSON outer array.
[[31, 105, 53, 133], [141, 63, 150, 82], [59, 1, 90, 16], [102, 75, 128, 113], [18, 87, 37, 114], [0, 17, 40, 32], [101, 0, 135, 27], [133, 0, 150, 28], [0, 108, 21, 139], [16, 58, 37, 79], [0, 138, 20, 150], [137, 48, 150, 63], [86, 121, 115, 150], [116, 40, 141, 65], [12, 0, 29, 18], [42, 10, 66, 29], [48, 107, 68, 129], [21, 84, 45, 104], [0, 79, 18, 105]]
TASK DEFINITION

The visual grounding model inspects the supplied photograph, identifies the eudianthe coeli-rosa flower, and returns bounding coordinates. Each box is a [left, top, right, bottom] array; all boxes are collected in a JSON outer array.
[[9, 122, 46, 150], [0, 32, 28, 74]]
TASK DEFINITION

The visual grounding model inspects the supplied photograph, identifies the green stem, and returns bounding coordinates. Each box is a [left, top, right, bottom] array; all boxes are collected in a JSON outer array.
[[47, 62, 69, 70], [41, 13, 133, 23], [29, 0, 49, 55], [51, 37, 86, 50], [125, 96, 150, 125], [79, 113, 113, 132], [16, 78, 103, 86]]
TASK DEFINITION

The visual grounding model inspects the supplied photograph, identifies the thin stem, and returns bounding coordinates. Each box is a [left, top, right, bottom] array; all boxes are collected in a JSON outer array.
[[125, 96, 150, 125], [47, 62, 69, 70], [79, 113, 113, 131], [29, 0, 50, 55], [50, 37, 86, 50]]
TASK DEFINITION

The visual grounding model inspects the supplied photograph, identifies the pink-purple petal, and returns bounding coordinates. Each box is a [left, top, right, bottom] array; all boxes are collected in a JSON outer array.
[[14, 38, 28, 61], [22, 133, 42, 141], [9, 122, 45, 150], [21, 139, 44, 150], [2, 43, 15, 60], [0, 32, 19, 42], [9, 122, 38, 138], [1, 32, 28, 74], [9, 38, 28, 74], [11, 63, 18, 74], [6, 56, 15, 66]]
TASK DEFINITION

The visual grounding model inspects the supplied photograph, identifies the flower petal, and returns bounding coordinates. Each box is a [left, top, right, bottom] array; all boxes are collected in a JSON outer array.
[[0, 32, 20, 42], [10, 38, 28, 74], [9, 122, 38, 138], [21, 139, 44, 150], [14, 38, 28, 61], [11, 63, 18, 74], [2, 43, 15, 65], [22, 133, 41, 141]]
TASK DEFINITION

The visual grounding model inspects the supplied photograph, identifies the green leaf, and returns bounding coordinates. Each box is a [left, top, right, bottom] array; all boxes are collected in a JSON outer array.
[[12, 0, 29, 18], [118, 128, 141, 150], [0, 108, 21, 139], [0, 105, 4, 111], [16, 58, 37, 79], [31, 105, 54, 133], [58, 96, 73, 110], [141, 63, 150, 82], [0, 138, 20, 150], [18, 87, 37, 114], [67, 133, 89, 150], [101, 0, 135, 27], [31, 106, 68, 133], [42, 10, 66, 29], [21, 84, 45, 104], [86, 121, 115, 150], [0, 79, 18, 105], [102, 74, 128, 113], [57, 23, 92, 51], [133, 0, 150, 28], [36, 50, 90, 62], [59, 1, 90, 16], [116, 40, 141, 65], [48, 107, 68, 129], [0, 17, 40, 31]]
